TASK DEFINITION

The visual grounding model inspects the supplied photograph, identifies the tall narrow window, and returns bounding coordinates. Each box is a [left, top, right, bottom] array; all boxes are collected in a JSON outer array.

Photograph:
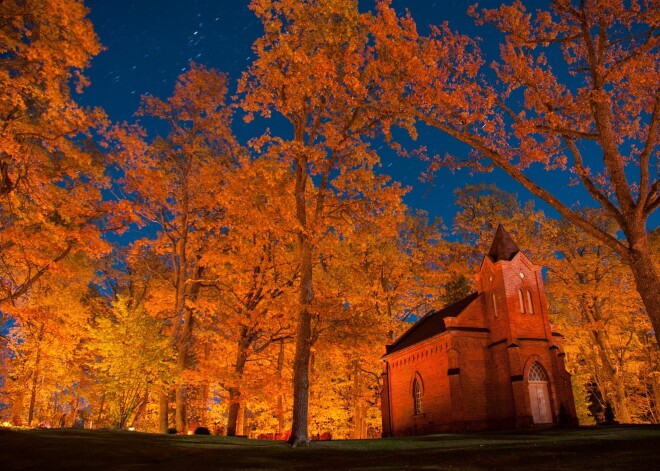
[[518, 289, 526, 314], [413, 379, 423, 415], [492, 293, 498, 318], [526, 290, 535, 315]]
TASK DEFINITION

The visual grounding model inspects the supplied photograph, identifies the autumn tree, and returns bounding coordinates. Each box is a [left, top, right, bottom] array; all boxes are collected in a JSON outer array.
[[2, 257, 97, 427], [0, 0, 108, 306], [406, 1, 660, 343], [198, 155, 298, 436], [88, 297, 171, 429], [239, 0, 428, 445], [548, 215, 657, 423], [110, 63, 239, 433]]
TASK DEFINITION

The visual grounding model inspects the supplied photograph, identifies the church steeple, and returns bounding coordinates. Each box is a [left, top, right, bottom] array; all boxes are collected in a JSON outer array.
[[487, 224, 520, 262]]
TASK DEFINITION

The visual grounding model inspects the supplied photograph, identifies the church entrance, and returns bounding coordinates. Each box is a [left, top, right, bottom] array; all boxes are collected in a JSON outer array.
[[528, 363, 552, 424]]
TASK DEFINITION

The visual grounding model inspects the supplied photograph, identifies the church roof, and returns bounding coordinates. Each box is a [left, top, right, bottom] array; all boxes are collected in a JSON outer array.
[[384, 292, 480, 355], [487, 224, 520, 262]]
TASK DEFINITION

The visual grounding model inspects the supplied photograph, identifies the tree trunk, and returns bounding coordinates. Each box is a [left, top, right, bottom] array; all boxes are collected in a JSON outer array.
[[11, 391, 24, 426], [226, 335, 249, 436], [351, 360, 362, 439], [27, 368, 39, 426], [626, 243, 660, 348], [174, 307, 192, 433], [158, 389, 169, 433], [590, 323, 632, 423], [95, 392, 105, 428], [226, 388, 242, 437], [27, 327, 44, 427], [613, 379, 632, 423], [276, 340, 285, 435], [288, 239, 314, 446], [288, 146, 314, 447], [199, 343, 211, 425], [236, 401, 245, 436], [174, 271, 202, 433], [175, 385, 187, 433], [69, 396, 80, 428], [652, 375, 660, 423], [130, 387, 149, 429]]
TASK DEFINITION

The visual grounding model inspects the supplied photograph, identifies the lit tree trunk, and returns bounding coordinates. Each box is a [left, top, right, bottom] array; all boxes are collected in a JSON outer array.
[[236, 402, 245, 436], [175, 351, 188, 432], [642, 340, 660, 423], [613, 380, 631, 424], [174, 270, 202, 433], [199, 343, 211, 426], [226, 388, 241, 437], [27, 370, 39, 426], [589, 319, 632, 423], [652, 375, 660, 423], [27, 325, 45, 426], [69, 395, 80, 428], [626, 240, 660, 350], [11, 391, 24, 426], [95, 392, 105, 428], [158, 389, 169, 433], [276, 340, 285, 435], [226, 334, 249, 437], [130, 387, 149, 429], [172, 284, 188, 433], [289, 149, 314, 446], [351, 360, 362, 440]]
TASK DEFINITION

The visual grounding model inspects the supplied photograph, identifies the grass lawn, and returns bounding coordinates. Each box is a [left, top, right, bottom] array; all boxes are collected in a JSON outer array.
[[2, 425, 660, 470]]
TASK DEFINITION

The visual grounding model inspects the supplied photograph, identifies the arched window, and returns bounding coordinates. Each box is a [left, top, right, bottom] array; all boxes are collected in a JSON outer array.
[[528, 362, 549, 382], [492, 293, 498, 318], [526, 290, 535, 315], [413, 378, 423, 415], [518, 289, 526, 314]]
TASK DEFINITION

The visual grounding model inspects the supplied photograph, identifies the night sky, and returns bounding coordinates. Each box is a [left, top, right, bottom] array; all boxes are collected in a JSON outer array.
[[79, 0, 590, 233]]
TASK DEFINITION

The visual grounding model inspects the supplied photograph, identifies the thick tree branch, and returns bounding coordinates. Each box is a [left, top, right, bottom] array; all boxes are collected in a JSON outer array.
[[639, 90, 660, 213], [421, 115, 630, 259], [0, 241, 73, 305], [564, 138, 623, 224]]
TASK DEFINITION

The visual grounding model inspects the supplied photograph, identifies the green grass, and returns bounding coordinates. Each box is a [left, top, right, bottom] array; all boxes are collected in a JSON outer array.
[[2, 425, 660, 470]]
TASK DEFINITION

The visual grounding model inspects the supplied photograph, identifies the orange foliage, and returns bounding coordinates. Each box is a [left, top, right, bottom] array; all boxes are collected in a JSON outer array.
[[0, 0, 109, 305]]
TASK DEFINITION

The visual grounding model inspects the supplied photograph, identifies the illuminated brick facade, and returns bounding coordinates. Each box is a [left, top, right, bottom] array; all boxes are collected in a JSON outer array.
[[381, 225, 578, 436]]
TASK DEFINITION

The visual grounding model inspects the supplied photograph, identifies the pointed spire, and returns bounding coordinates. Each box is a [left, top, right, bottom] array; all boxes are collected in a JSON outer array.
[[487, 224, 520, 262]]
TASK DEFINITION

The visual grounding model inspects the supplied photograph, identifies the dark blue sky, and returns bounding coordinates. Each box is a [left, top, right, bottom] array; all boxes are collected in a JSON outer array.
[[80, 0, 595, 232]]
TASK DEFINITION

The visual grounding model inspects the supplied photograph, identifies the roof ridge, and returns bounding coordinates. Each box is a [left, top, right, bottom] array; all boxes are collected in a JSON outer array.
[[385, 292, 479, 355]]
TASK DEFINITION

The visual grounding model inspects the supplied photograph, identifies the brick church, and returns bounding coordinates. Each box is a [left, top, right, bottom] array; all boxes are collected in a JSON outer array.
[[381, 225, 578, 436]]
